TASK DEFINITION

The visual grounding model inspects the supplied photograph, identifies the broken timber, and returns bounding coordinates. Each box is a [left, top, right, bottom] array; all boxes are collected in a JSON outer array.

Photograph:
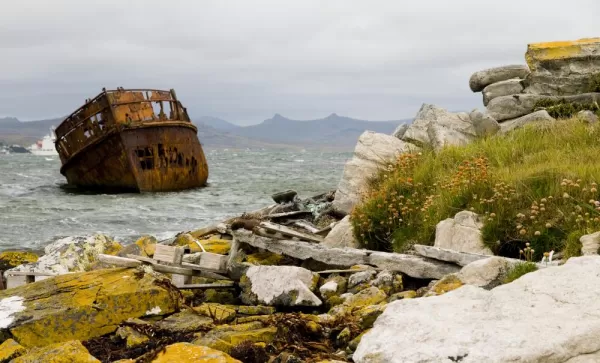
[[259, 221, 324, 243], [3, 271, 57, 289], [232, 230, 459, 279]]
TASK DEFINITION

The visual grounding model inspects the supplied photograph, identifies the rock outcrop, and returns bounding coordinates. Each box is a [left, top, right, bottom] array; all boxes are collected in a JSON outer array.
[[355, 256, 600, 363], [469, 109, 500, 137], [8, 235, 122, 275], [498, 110, 555, 134], [401, 104, 475, 147], [333, 131, 417, 215], [240, 265, 321, 306], [524, 38, 600, 96], [0, 268, 177, 347], [482, 79, 524, 106], [323, 216, 360, 248], [434, 211, 493, 255], [469, 65, 530, 92]]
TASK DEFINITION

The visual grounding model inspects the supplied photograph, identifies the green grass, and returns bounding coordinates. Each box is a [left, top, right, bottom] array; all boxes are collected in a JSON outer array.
[[503, 262, 538, 284], [351, 117, 600, 259]]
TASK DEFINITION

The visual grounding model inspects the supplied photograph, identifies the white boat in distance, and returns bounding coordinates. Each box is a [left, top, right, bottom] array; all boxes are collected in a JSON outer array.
[[28, 128, 59, 156]]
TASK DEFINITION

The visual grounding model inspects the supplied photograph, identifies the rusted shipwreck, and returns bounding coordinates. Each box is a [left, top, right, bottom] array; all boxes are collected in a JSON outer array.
[[54, 88, 208, 192]]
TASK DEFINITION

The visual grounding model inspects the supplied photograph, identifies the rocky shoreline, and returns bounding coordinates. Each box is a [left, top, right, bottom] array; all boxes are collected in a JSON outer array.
[[2, 37, 600, 363]]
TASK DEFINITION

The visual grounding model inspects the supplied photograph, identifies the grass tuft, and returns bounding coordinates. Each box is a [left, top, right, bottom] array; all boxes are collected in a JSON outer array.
[[503, 262, 538, 284], [351, 118, 600, 259]]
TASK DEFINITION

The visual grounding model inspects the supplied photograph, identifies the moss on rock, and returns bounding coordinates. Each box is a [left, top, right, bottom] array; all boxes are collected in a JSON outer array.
[[12, 340, 99, 363], [0, 268, 178, 348], [0, 338, 26, 362]]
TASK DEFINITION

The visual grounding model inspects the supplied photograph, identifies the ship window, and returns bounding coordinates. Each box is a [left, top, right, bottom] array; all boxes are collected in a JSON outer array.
[[164, 101, 173, 120], [136, 147, 155, 170]]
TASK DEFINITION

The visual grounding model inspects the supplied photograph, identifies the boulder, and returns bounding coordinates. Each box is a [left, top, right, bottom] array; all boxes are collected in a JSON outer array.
[[434, 211, 493, 255], [319, 275, 347, 300], [469, 65, 530, 92], [0, 251, 38, 271], [155, 310, 213, 333], [482, 79, 525, 106], [580, 231, 600, 256], [323, 216, 360, 248], [577, 110, 599, 124], [193, 322, 275, 354], [523, 38, 600, 96], [354, 256, 600, 363], [11, 340, 99, 363], [333, 131, 417, 215], [272, 189, 298, 204], [499, 110, 556, 134], [469, 109, 499, 137], [486, 94, 548, 121], [115, 326, 149, 348], [424, 274, 463, 297], [8, 235, 122, 275], [392, 124, 409, 139], [150, 342, 240, 363], [118, 235, 157, 258], [348, 270, 377, 290], [401, 104, 475, 146], [0, 338, 26, 362], [427, 123, 476, 152], [0, 268, 177, 347], [234, 230, 459, 279], [457, 257, 514, 289], [240, 265, 321, 307]]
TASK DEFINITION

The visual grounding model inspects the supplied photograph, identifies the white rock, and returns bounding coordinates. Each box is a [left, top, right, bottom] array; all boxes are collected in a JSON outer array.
[[9, 234, 120, 275], [323, 216, 360, 248], [457, 256, 515, 289], [413, 244, 490, 267], [348, 270, 377, 288], [0, 296, 25, 329], [581, 231, 600, 256], [469, 65, 530, 92], [242, 265, 321, 307], [577, 110, 599, 124], [402, 104, 475, 146], [392, 124, 409, 139], [427, 123, 476, 152], [354, 256, 600, 363], [482, 79, 524, 106], [469, 109, 500, 137], [371, 270, 394, 288], [319, 281, 339, 295], [333, 131, 417, 215], [499, 110, 556, 134], [486, 94, 547, 121], [434, 211, 493, 255]]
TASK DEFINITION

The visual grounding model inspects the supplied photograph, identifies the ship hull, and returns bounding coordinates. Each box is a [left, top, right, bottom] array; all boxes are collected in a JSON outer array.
[[61, 124, 208, 192]]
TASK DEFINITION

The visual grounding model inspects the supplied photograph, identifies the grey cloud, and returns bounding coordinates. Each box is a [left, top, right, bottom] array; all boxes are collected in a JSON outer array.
[[1, 0, 599, 123]]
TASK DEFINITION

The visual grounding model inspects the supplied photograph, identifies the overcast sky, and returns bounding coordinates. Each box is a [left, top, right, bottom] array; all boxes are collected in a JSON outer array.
[[1, 1, 599, 125]]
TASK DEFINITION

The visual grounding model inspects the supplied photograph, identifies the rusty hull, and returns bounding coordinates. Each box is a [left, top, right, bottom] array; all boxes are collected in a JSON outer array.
[[55, 89, 209, 192]]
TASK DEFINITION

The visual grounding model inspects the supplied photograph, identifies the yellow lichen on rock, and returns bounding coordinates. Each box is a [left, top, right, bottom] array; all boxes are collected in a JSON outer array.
[[194, 304, 237, 323], [11, 340, 99, 363], [245, 251, 283, 265], [526, 37, 600, 70], [0, 338, 26, 362], [1, 268, 177, 348], [135, 236, 157, 256], [0, 251, 38, 270], [189, 239, 231, 255], [193, 323, 276, 354], [426, 274, 464, 297], [151, 343, 241, 363], [116, 326, 149, 348]]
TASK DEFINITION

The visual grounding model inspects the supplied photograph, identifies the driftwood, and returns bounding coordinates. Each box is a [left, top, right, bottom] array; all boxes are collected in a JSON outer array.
[[259, 221, 324, 243]]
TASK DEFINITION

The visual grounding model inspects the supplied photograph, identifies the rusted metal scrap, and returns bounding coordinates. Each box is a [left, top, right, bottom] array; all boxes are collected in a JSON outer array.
[[54, 88, 209, 192]]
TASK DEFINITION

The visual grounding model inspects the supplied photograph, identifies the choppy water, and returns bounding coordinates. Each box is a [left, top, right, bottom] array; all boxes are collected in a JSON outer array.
[[0, 150, 351, 251]]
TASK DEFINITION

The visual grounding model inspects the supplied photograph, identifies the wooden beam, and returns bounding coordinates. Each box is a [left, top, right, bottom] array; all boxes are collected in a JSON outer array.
[[98, 254, 142, 268], [293, 220, 320, 234], [154, 244, 184, 264], [177, 282, 235, 289], [259, 221, 324, 243], [125, 254, 230, 280]]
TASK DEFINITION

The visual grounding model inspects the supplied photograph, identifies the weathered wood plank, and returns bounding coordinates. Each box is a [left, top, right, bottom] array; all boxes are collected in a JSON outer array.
[[293, 220, 320, 234], [154, 244, 184, 264], [316, 268, 381, 274], [98, 254, 143, 268], [259, 221, 324, 243]]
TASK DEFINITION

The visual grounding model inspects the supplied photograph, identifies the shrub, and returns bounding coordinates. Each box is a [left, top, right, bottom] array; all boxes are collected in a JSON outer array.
[[588, 73, 600, 93], [503, 262, 538, 284], [533, 99, 600, 119], [351, 118, 600, 259]]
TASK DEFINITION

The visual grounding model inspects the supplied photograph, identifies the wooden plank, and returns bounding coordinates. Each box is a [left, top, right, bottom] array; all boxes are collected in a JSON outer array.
[[267, 210, 312, 219], [99, 254, 143, 268], [197, 253, 228, 273], [293, 220, 320, 234], [171, 274, 192, 287], [177, 283, 235, 289], [125, 254, 230, 279], [6, 275, 31, 289], [260, 221, 324, 243], [154, 244, 184, 264]]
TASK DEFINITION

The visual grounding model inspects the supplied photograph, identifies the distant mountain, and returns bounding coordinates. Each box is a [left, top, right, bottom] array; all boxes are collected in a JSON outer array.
[[227, 113, 410, 149], [0, 117, 63, 145], [0, 113, 412, 150], [195, 116, 240, 132]]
